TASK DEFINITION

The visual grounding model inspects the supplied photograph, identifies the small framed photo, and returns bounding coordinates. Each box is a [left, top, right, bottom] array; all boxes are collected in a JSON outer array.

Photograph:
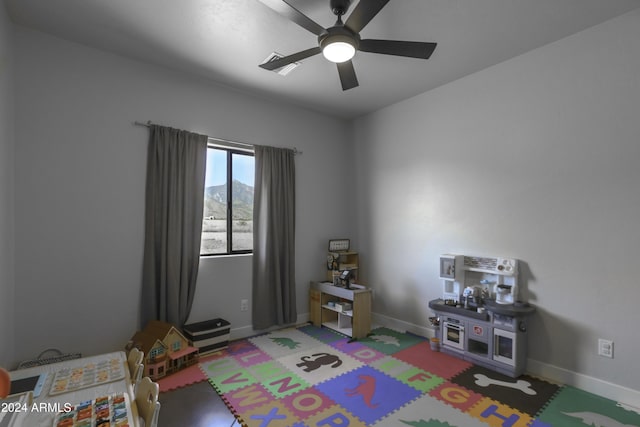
[[440, 257, 456, 279], [328, 239, 350, 252]]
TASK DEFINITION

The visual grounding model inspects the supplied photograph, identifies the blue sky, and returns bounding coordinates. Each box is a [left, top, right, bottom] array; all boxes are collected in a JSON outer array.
[[205, 148, 254, 187]]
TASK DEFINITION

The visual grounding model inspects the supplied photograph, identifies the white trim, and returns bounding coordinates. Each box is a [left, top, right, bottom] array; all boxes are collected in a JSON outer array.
[[371, 312, 435, 338], [526, 358, 640, 411], [228, 313, 311, 341], [207, 138, 254, 154]]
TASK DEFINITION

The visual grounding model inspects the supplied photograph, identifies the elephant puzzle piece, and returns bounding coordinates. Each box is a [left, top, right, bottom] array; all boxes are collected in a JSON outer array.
[[296, 353, 343, 372]]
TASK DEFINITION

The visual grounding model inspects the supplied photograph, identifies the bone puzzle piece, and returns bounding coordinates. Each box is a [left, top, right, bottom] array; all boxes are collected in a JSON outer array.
[[473, 373, 537, 395]]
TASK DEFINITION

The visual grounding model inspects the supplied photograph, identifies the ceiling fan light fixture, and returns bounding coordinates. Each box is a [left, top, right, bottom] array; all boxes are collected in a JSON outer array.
[[320, 33, 357, 63], [323, 41, 355, 63]]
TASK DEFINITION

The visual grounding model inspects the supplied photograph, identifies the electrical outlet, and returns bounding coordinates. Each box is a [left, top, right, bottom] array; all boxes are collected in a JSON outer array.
[[598, 339, 613, 358], [240, 299, 249, 312]]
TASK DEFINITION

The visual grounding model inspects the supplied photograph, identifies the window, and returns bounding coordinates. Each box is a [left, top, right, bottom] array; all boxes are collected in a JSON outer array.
[[149, 347, 164, 362], [201, 145, 255, 256]]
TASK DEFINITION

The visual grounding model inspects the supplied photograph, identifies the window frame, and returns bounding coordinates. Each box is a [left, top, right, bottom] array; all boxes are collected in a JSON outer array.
[[201, 143, 254, 257]]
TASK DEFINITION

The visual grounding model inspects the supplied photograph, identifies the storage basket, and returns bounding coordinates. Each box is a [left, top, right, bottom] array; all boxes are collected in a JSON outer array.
[[183, 318, 230, 355], [17, 348, 82, 369]]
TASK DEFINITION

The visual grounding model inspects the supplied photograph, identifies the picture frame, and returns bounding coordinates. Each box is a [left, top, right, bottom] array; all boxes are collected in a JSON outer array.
[[328, 239, 350, 252], [440, 256, 456, 279]]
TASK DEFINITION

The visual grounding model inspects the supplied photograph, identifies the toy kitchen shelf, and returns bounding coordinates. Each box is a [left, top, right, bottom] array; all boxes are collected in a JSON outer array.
[[309, 281, 371, 339]]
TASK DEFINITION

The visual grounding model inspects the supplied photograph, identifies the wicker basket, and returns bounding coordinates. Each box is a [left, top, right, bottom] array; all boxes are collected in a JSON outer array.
[[17, 348, 82, 369]]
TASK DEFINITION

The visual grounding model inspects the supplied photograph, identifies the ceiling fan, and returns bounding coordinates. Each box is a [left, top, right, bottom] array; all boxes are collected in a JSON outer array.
[[258, 0, 437, 91]]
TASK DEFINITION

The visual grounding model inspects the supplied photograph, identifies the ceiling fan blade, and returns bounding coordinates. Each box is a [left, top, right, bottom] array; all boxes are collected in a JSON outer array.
[[259, 47, 322, 71], [359, 39, 437, 59], [337, 60, 359, 91], [344, 0, 390, 33], [259, 0, 327, 36]]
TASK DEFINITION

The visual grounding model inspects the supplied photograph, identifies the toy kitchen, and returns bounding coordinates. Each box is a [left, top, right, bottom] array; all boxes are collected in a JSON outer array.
[[429, 254, 535, 377]]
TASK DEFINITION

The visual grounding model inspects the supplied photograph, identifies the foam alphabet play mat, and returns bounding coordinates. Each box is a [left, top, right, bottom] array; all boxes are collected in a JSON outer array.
[[200, 325, 640, 426]]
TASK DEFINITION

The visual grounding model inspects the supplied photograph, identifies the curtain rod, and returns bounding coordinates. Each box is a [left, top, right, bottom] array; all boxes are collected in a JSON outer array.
[[134, 120, 302, 155]]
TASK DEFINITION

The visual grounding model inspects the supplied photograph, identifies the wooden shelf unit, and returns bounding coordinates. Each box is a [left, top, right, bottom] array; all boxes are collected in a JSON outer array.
[[310, 281, 371, 339]]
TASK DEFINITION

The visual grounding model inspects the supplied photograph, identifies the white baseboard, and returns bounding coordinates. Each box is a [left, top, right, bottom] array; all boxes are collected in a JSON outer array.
[[527, 358, 640, 411], [228, 313, 311, 341], [371, 312, 436, 338]]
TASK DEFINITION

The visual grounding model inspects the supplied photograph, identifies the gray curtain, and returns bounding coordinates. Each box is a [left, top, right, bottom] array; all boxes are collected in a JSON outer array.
[[252, 145, 296, 330], [141, 125, 208, 327]]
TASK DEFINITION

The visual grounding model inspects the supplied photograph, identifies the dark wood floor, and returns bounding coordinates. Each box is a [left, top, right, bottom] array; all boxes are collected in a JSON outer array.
[[158, 380, 237, 427]]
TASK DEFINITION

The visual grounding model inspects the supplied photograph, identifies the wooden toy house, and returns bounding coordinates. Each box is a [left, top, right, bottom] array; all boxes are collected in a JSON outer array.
[[128, 320, 199, 380]]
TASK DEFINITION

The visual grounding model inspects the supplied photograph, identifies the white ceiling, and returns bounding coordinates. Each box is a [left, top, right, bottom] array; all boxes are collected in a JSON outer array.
[[5, 0, 640, 119]]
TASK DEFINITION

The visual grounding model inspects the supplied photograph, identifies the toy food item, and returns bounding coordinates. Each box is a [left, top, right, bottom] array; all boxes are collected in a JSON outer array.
[[0, 367, 10, 398]]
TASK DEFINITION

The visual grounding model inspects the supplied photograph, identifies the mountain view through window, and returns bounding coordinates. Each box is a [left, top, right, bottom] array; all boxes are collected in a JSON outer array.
[[201, 147, 254, 255]]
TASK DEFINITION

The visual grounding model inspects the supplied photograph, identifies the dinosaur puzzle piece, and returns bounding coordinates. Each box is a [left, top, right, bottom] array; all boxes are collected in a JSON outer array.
[[270, 337, 301, 349], [345, 374, 379, 408], [370, 335, 401, 346]]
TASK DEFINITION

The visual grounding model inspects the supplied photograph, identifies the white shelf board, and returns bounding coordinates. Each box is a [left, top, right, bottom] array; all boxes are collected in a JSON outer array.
[[322, 304, 353, 317]]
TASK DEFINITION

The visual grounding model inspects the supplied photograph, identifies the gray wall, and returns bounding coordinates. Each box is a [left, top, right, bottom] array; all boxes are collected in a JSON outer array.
[[352, 9, 640, 395], [11, 26, 352, 367], [0, 2, 15, 367]]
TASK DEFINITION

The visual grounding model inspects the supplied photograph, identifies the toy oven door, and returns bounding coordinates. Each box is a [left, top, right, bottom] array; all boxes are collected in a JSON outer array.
[[493, 328, 516, 366], [443, 321, 465, 350]]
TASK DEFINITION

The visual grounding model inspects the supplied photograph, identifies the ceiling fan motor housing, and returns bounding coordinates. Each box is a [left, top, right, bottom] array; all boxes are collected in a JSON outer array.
[[330, 0, 353, 16], [318, 25, 360, 52]]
